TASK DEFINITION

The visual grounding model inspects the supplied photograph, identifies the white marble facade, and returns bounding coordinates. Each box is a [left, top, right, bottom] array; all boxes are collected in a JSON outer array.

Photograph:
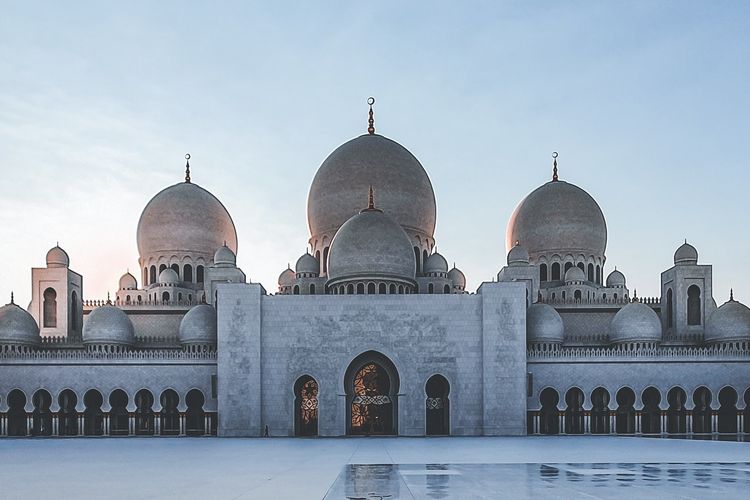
[[1, 109, 749, 439]]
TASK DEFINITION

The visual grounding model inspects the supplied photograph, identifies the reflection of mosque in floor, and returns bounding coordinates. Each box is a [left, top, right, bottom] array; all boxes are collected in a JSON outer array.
[[1, 100, 749, 438]]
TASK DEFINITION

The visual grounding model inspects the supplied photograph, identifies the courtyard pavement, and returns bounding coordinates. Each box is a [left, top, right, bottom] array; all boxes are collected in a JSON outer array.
[[1, 436, 749, 499]]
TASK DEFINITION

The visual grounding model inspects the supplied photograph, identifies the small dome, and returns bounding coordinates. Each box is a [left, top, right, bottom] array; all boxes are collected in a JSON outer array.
[[327, 205, 416, 282], [507, 242, 530, 267], [0, 302, 40, 346], [606, 269, 626, 287], [295, 253, 319, 275], [119, 272, 137, 290], [564, 266, 586, 283], [674, 241, 698, 265], [278, 267, 295, 288], [507, 179, 607, 261], [705, 297, 750, 343], [424, 252, 448, 274], [448, 266, 466, 289], [609, 302, 662, 344], [213, 244, 236, 267], [158, 268, 180, 285], [527, 303, 564, 343], [83, 306, 135, 346], [307, 134, 436, 240], [46, 245, 70, 268], [179, 304, 217, 345]]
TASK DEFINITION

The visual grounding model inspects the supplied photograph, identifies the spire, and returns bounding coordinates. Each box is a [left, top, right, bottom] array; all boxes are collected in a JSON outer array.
[[367, 97, 375, 135], [552, 152, 559, 181], [632, 289, 637, 302], [184, 153, 191, 183], [730, 289, 734, 301], [10, 291, 14, 305], [106, 292, 112, 305], [368, 185, 375, 209]]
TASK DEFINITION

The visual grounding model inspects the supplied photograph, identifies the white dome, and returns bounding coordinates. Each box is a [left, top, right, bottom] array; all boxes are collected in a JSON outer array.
[[307, 134, 436, 240], [507, 243, 530, 267], [213, 244, 236, 267], [295, 253, 319, 275], [46, 245, 69, 268], [705, 298, 750, 343], [83, 306, 135, 346], [564, 266, 586, 283], [609, 302, 662, 344], [448, 266, 466, 289], [278, 267, 295, 288], [119, 272, 137, 290], [137, 181, 237, 265], [507, 180, 607, 261], [424, 252, 448, 274], [327, 205, 416, 283], [527, 303, 564, 344], [0, 302, 40, 346], [606, 269, 626, 287], [674, 241, 698, 266], [158, 268, 180, 285], [179, 304, 217, 345]]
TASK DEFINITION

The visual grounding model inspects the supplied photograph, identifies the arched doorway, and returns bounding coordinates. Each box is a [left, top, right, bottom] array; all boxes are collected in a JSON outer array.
[[294, 375, 319, 436], [109, 389, 129, 436], [135, 389, 154, 435], [590, 387, 610, 434], [615, 387, 635, 434], [667, 387, 687, 435], [58, 390, 78, 436], [717, 387, 738, 435], [7, 389, 27, 436], [539, 388, 559, 435], [185, 389, 206, 436], [345, 351, 399, 436], [564, 388, 584, 434], [160, 390, 180, 436], [83, 389, 104, 436], [32, 389, 53, 436], [692, 387, 712, 437], [425, 375, 450, 435], [641, 387, 661, 434]]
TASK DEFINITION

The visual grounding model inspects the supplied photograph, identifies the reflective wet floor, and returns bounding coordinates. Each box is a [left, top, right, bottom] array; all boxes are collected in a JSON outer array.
[[324, 462, 750, 499]]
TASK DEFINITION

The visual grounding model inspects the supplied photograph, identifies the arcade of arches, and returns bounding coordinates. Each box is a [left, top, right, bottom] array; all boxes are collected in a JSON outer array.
[[530, 386, 750, 438]]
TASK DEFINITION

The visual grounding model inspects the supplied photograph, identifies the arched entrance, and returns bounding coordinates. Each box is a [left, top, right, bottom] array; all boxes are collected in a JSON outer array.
[[425, 374, 450, 435], [185, 389, 206, 436], [345, 351, 399, 436], [539, 388, 559, 435], [294, 375, 319, 436], [32, 389, 53, 436]]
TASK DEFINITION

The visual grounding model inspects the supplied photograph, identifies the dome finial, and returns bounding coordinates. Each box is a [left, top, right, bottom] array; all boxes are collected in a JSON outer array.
[[730, 288, 734, 301], [368, 184, 375, 209], [10, 291, 14, 305], [552, 152, 559, 181], [367, 97, 375, 134], [106, 292, 112, 305], [185, 153, 191, 183]]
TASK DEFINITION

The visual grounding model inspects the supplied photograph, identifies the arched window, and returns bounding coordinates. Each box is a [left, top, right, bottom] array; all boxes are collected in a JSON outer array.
[[137, 295, 142, 303], [135, 389, 154, 435], [587, 263, 594, 282], [414, 247, 421, 274], [295, 376, 319, 436], [143, 267, 148, 286], [31, 389, 53, 436], [562, 291, 566, 301], [428, 283, 434, 294], [539, 264, 548, 282], [43, 288, 57, 328], [539, 388, 559, 435], [309, 284, 316, 295], [58, 390, 78, 436], [444, 284, 450, 294], [687, 285, 701, 325], [577, 262, 585, 273], [170, 263, 180, 276], [293, 285, 299, 295], [564, 262, 573, 273], [379, 283, 386, 294], [347, 284, 354, 295], [322, 247, 329, 274], [159, 264, 167, 274], [149, 266, 156, 284], [423, 249, 429, 270], [368, 283, 376, 294], [109, 390, 129, 436], [186, 389, 206, 436], [551, 263, 561, 281], [162, 291, 170, 302], [389, 284, 396, 294], [398, 285, 404, 294], [574, 290, 581, 301], [357, 283, 365, 294], [126, 295, 131, 304], [667, 288, 674, 328], [315, 250, 321, 272], [641, 387, 661, 434], [426, 375, 450, 435], [184, 264, 193, 283], [71, 291, 78, 331], [196, 265, 205, 283], [596, 265, 601, 284]]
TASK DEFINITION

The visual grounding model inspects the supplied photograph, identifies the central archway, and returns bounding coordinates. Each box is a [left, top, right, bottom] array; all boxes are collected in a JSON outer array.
[[345, 351, 399, 436]]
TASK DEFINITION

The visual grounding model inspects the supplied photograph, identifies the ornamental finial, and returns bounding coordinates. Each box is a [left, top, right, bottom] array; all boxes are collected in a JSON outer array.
[[106, 292, 112, 305], [185, 153, 191, 183], [730, 289, 734, 301], [367, 97, 375, 135], [552, 152, 559, 181], [368, 185, 375, 209], [10, 291, 14, 305]]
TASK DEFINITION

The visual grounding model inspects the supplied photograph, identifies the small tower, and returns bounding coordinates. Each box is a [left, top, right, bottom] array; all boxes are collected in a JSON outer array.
[[660, 241, 715, 343], [29, 245, 83, 338], [497, 241, 539, 306]]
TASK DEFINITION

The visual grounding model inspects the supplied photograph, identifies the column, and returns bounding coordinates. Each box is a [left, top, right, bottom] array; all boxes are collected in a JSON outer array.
[[738, 413, 743, 435], [155, 414, 161, 436], [52, 414, 59, 436], [584, 413, 591, 434], [27, 414, 33, 436], [179, 413, 186, 436], [0, 414, 5, 436], [635, 411, 641, 435], [129, 414, 135, 436], [78, 414, 84, 435], [610, 412, 616, 434], [687, 412, 692, 435], [712, 411, 718, 439], [661, 411, 667, 437], [204, 415, 210, 436], [104, 414, 110, 436], [559, 412, 565, 434]]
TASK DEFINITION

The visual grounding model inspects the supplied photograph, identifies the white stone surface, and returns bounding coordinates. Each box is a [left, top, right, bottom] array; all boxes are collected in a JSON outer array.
[[2, 437, 750, 499]]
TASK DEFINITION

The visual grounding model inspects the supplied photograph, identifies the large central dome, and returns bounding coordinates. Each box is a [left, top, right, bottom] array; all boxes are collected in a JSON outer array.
[[137, 182, 238, 263], [507, 180, 607, 260], [307, 134, 436, 239]]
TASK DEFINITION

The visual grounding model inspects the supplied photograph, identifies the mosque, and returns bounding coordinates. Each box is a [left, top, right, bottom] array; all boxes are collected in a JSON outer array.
[[1, 100, 749, 439]]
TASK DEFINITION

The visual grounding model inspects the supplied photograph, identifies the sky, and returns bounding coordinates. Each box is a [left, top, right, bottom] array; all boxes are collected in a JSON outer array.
[[1, 1, 748, 307]]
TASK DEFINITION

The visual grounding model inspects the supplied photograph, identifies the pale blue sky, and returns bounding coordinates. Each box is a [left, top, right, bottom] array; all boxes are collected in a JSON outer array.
[[1, 1, 748, 306]]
